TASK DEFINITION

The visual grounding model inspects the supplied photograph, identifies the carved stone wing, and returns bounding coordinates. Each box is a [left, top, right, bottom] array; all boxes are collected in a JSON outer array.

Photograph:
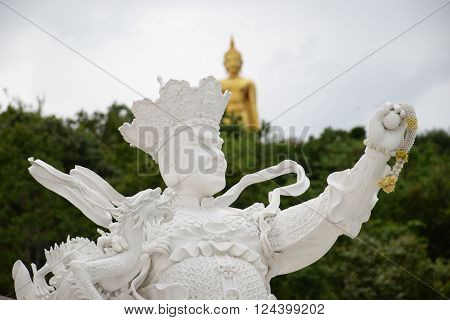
[[28, 158, 119, 228]]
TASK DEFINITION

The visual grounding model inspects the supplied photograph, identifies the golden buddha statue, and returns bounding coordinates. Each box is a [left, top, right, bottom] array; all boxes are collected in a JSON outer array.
[[221, 38, 259, 129]]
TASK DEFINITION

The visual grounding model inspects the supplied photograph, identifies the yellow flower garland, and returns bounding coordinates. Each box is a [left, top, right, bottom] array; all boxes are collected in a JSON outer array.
[[406, 116, 418, 131], [378, 175, 398, 193], [395, 150, 409, 162]]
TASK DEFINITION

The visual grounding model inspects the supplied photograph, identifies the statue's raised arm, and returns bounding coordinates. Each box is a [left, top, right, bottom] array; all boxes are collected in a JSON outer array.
[[266, 103, 417, 278]]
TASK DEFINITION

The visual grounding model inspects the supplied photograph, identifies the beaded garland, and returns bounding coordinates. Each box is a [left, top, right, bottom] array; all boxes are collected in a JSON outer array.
[[379, 103, 417, 193]]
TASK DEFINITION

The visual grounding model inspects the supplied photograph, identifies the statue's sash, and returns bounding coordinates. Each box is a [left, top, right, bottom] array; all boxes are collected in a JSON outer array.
[[213, 160, 310, 214]]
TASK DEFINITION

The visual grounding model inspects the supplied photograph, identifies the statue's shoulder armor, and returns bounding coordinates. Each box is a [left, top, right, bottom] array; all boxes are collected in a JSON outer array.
[[146, 203, 266, 241], [146, 211, 203, 241], [220, 203, 265, 238]]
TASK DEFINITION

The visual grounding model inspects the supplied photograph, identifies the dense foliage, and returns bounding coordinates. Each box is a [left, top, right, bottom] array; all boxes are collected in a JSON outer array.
[[0, 102, 448, 299]]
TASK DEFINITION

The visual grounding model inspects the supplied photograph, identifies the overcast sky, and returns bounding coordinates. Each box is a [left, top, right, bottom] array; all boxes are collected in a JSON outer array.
[[0, 0, 449, 137]]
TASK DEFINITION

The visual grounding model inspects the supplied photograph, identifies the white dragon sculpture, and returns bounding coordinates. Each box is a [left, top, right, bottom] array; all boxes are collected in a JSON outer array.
[[13, 159, 173, 300]]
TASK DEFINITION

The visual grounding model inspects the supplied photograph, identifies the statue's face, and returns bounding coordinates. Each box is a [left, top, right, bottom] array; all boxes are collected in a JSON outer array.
[[224, 55, 242, 75], [158, 126, 227, 198]]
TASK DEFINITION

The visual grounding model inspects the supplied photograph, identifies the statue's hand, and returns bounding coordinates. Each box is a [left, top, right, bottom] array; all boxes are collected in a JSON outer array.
[[368, 102, 407, 152]]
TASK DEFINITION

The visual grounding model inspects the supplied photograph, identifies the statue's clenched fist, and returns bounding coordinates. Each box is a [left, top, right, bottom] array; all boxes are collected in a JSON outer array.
[[368, 102, 407, 152]]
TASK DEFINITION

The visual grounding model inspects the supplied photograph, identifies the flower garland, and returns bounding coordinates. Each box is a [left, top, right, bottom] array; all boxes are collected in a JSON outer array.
[[377, 104, 417, 193]]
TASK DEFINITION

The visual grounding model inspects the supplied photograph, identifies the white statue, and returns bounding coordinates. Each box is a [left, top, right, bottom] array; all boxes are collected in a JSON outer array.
[[12, 76, 417, 300]]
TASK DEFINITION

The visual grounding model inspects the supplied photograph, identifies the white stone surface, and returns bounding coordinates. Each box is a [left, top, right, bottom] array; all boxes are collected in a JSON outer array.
[[12, 76, 410, 300]]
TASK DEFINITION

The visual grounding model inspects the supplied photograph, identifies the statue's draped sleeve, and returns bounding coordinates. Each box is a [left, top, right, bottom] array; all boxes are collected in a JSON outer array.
[[266, 148, 390, 278]]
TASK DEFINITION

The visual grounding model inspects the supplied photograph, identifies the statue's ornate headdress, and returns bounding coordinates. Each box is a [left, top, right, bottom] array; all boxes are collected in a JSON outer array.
[[119, 76, 231, 162]]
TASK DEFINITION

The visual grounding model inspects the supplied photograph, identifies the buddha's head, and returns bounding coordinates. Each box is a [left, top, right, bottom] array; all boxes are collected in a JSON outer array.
[[120, 76, 231, 199], [224, 38, 242, 77]]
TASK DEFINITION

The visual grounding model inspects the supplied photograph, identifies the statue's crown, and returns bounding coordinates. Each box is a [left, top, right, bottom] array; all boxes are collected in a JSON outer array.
[[119, 76, 231, 161], [225, 37, 242, 61]]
